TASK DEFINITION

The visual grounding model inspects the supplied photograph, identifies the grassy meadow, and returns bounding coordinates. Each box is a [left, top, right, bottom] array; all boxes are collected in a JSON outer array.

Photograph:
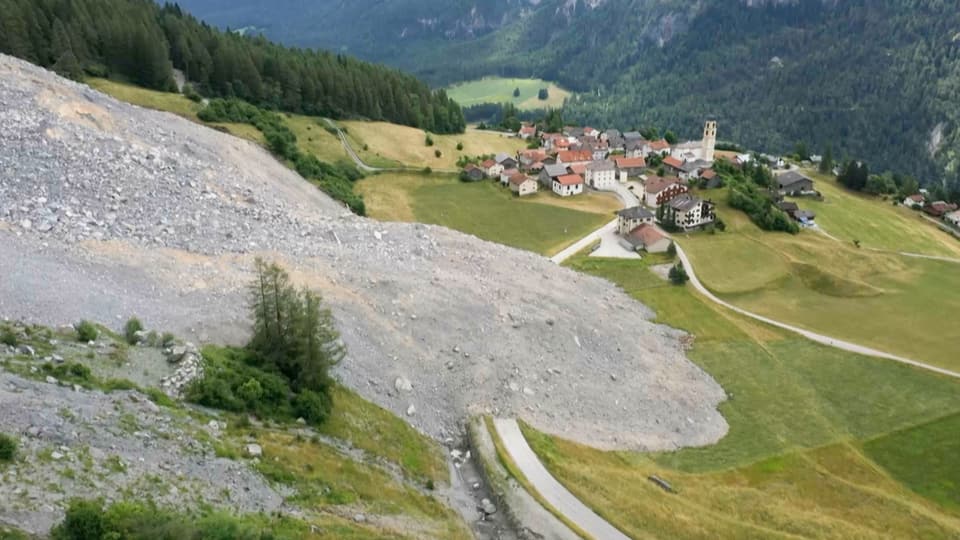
[[446, 77, 571, 109], [532, 253, 960, 539], [356, 173, 617, 255], [677, 176, 960, 372], [340, 121, 528, 171]]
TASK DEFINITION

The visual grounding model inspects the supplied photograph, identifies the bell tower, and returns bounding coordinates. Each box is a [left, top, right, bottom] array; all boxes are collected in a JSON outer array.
[[702, 120, 717, 162]]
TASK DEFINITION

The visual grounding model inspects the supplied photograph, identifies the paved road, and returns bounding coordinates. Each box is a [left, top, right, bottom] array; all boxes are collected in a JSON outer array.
[[322, 119, 384, 172], [675, 244, 960, 379], [493, 418, 631, 540], [550, 218, 618, 264]]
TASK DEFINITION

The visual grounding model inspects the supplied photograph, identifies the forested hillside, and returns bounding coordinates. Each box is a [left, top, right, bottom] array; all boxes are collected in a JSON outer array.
[[0, 0, 465, 133], [181, 0, 960, 188]]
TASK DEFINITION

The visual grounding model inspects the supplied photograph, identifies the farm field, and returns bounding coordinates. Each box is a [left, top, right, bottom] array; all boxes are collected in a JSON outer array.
[[356, 173, 616, 255], [340, 121, 527, 171], [540, 254, 960, 539], [677, 181, 960, 372], [446, 77, 571, 110]]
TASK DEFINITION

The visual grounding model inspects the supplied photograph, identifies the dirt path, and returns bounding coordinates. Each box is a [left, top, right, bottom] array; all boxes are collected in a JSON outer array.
[[675, 244, 960, 379], [323, 118, 387, 173], [549, 218, 618, 264], [492, 418, 631, 540]]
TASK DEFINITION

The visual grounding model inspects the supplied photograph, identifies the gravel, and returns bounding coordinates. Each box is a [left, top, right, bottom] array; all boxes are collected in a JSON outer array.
[[0, 54, 729, 452]]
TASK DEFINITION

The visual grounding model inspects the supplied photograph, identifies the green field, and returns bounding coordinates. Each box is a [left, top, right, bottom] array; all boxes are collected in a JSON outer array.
[[356, 173, 617, 255], [677, 178, 960, 372], [523, 254, 960, 538], [446, 77, 571, 110]]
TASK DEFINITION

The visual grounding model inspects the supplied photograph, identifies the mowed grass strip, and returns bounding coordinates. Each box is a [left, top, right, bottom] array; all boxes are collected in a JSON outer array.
[[340, 121, 527, 171], [358, 174, 615, 256], [446, 77, 571, 110], [679, 186, 960, 372], [538, 255, 960, 537]]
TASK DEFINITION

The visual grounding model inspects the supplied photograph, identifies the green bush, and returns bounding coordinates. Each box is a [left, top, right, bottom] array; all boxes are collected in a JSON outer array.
[[669, 264, 689, 285], [0, 433, 17, 462], [434, 149, 442, 158], [293, 390, 333, 425], [456, 142, 463, 151], [0, 326, 17, 347], [424, 134, 434, 146], [75, 321, 98, 343], [51, 499, 104, 540], [124, 317, 144, 345]]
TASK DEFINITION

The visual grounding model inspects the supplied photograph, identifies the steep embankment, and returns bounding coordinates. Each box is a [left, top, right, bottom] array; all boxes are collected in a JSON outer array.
[[0, 55, 727, 451]]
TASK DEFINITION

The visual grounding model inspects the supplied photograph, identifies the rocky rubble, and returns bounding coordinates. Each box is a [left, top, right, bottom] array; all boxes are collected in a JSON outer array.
[[0, 54, 729, 452], [160, 342, 204, 397]]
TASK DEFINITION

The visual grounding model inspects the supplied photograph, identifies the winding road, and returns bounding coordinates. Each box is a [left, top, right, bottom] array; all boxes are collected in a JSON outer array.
[[674, 244, 960, 379], [493, 418, 631, 540], [323, 119, 386, 172]]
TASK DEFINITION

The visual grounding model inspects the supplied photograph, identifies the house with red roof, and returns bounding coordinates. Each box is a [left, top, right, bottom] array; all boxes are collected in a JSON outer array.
[[662, 155, 684, 175], [556, 150, 593, 166], [518, 124, 537, 140], [614, 156, 646, 181], [643, 176, 689, 207], [903, 193, 925, 208], [553, 174, 584, 197], [481, 158, 503, 179], [509, 173, 538, 197], [623, 224, 672, 253]]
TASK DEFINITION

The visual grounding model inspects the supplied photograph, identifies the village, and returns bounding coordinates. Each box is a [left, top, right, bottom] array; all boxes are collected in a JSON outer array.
[[460, 120, 831, 255]]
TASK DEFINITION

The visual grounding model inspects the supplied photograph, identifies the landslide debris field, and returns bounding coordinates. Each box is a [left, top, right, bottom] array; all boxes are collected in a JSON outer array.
[[0, 54, 727, 452]]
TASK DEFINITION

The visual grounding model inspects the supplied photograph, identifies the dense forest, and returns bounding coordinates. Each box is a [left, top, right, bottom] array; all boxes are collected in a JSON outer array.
[[197, 0, 960, 191], [0, 0, 465, 133]]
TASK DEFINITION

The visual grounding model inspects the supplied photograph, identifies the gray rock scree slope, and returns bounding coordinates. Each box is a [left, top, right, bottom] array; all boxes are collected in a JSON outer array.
[[0, 54, 728, 451]]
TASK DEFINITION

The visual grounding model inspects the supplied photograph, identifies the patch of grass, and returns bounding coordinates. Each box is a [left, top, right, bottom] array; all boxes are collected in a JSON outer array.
[[74, 320, 98, 342], [358, 173, 612, 255], [318, 385, 448, 486], [863, 413, 960, 511], [256, 431, 470, 539], [287, 115, 349, 163], [541, 254, 960, 536], [341, 121, 526, 170], [123, 318, 143, 345], [87, 78, 201, 120], [0, 433, 18, 462], [446, 77, 571, 110]]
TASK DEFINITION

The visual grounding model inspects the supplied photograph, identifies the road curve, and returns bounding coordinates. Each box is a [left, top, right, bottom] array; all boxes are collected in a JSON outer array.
[[492, 418, 631, 540], [675, 244, 960, 379], [550, 218, 618, 264], [322, 118, 384, 172]]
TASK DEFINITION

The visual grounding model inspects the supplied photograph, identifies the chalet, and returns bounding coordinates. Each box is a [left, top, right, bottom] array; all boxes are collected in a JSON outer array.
[[553, 174, 584, 197], [925, 201, 959, 217], [643, 176, 689, 207], [648, 139, 671, 156], [509, 174, 538, 197], [539, 163, 571, 188], [614, 156, 646, 181], [518, 125, 537, 140], [500, 168, 519, 185], [461, 164, 484, 182], [585, 160, 618, 189], [903, 194, 925, 208], [622, 224, 672, 253], [617, 206, 656, 234], [664, 194, 715, 230], [495, 152, 519, 170], [774, 171, 815, 195], [556, 150, 594, 166], [481, 159, 503, 179], [662, 156, 685, 175], [944, 209, 960, 228], [700, 169, 721, 188]]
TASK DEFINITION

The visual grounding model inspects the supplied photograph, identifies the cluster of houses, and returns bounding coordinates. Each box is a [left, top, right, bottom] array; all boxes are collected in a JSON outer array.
[[903, 191, 960, 229]]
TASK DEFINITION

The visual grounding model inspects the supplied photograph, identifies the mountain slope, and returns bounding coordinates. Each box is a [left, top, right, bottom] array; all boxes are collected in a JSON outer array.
[[179, 0, 960, 188], [0, 53, 727, 452]]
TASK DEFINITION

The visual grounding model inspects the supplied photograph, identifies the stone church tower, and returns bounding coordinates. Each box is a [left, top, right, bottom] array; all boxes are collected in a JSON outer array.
[[702, 120, 717, 162]]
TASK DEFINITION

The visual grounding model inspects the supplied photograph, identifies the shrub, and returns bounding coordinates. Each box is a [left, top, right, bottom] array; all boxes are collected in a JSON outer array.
[[124, 317, 144, 345], [667, 241, 677, 258], [0, 326, 17, 347], [51, 499, 105, 540], [183, 83, 202, 103], [669, 264, 689, 285], [237, 378, 264, 405], [422, 167, 432, 175], [434, 149, 442, 158], [424, 134, 434, 146], [456, 142, 463, 151], [161, 332, 176, 347], [0, 433, 17, 462], [75, 321, 98, 342], [293, 390, 333, 425]]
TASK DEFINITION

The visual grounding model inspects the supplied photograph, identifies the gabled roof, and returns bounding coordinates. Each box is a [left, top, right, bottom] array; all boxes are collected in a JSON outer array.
[[669, 194, 702, 212], [508, 173, 531, 186], [587, 160, 616, 171], [481, 159, 497, 168], [649, 139, 671, 151], [623, 131, 643, 140], [907, 194, 925, 202], [495, 152, 515, 164], [700, 169, 717, 180], [557, 150, 593, 163], [519, 125, 536, 135], [614, 157, 646, 169], [463, 163, 480, 172], [555, 174, 584, 186], [569, 163, 588, 175], [662, 156, 684, 169], [618, 206, 655, 220], [645, 176, 685, 195], [777, 201, 799, 212], [775, 170, 813, 189], [543, 163, 570, 178], [627, 224, 669, 246]]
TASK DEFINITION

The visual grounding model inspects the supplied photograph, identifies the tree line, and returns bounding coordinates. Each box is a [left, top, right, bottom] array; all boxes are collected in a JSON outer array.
[[0, 0, 466, 134]]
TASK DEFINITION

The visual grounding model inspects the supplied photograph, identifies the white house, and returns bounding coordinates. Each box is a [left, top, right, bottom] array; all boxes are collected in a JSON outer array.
[[584, 160, 618, 189], [903, 194, 925, 208], [553, 174, 584, 197], [643, 176, 689, 208], [500, 168, 519, 185], [617, 206, 656, 234], [481, 159, 503, 179], [945, 209, 960, 228], [509, 174, 538, 197]]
